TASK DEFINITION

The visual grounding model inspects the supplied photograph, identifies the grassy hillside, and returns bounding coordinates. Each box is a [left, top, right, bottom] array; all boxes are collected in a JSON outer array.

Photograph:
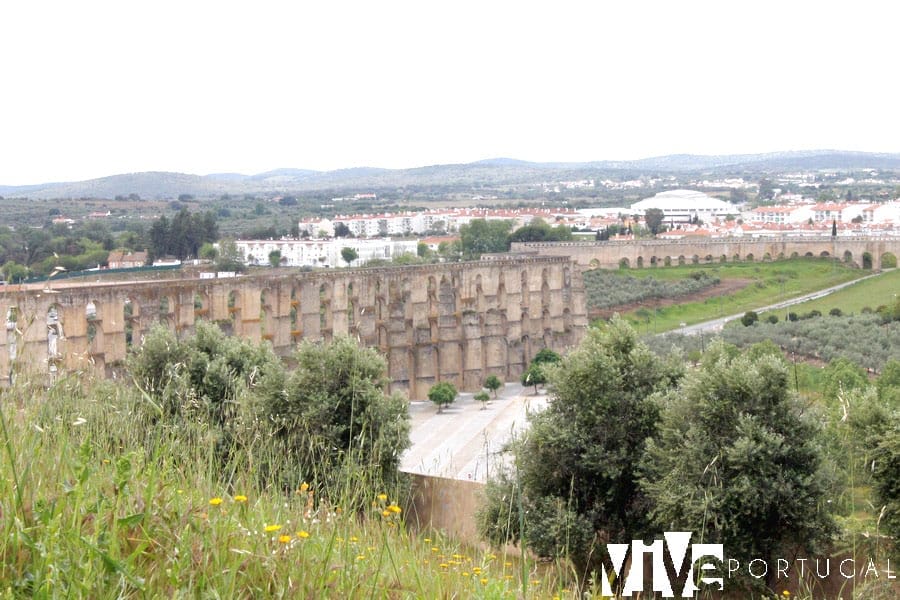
[[760, 268, 900, 317]]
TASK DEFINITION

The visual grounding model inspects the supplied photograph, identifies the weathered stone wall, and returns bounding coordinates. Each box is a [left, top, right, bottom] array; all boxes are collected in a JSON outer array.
[[0, 256, 587, 398], [513, 236, 900, 271]]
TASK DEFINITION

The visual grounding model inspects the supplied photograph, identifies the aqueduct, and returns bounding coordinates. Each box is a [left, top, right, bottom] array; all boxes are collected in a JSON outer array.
[[1, 256, 586, 399], [512, 236, 900, 271]]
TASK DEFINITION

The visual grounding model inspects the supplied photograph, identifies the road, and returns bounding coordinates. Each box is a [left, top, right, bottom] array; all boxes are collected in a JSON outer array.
[[667, 271, 886, 336], [400, 382, 547, 483]]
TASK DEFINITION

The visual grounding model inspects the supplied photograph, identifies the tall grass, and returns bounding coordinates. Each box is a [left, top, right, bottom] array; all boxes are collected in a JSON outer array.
[[0, 373, 572, 598]]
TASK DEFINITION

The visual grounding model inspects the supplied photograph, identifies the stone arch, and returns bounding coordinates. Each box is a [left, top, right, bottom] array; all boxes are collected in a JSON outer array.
[[347, 282, 356, 331], [589, 258, 600, 268], [47, 303, 64, 366], [790, 252, 800, 259], [745, 253, 754, 262], [159, 294, 176, 329], [542, 306, 551, 332], [562, 267, 572, 303], [439, 275, 457, 321], [704, 254, 713, 263], [319, 282, 332, 339], [678, 255, 685, 266], [5, 306, 20, 383], [260, 289, 276, 341], [124, 297, 137, 349], [777, 252, 785, 260], [86, 299, 100, 345], [226, 290, 239, 332], [619, 257, 630, 269], [650, 256, 658, 267], [733, 253, 740, 262], [720, 254, 727, 263], [290, 287, 301, 342], [880, 252, 897, 268], [692, 255, 699, 265], [563, 307, 573, 332], [497, 279, 507, 308], [193, 291, 210, 320], [636, 256, 644, 268], [843, 250, 854, 264], [804, 252, 813, 258], [862, 252, 873, 269], [819, 251, 830, 258], [763, 252, 772, 262], [664, 256, 672, 267]]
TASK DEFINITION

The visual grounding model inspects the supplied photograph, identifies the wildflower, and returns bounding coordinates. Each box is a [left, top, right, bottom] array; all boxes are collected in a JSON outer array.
[[480, 578, 488, 584], [296, 530, 310, 539], [439, 563, 449, 569], [209, 497, 223, 506], [265, 524, 282, 533], [233, 495, 248, 503], [377, 493, 388, 501], [462, 572, 469, 577], [278, 535, 292, 544], [388, 504, 402, 514], [504, 561, 512, 568], [473, 567, 482, 575], [356, 555, 366, 561], [300, 482, 309, 492], [350, 536, 358, 542], [382, 510, 391, 518], [424, 538, 431, 543]]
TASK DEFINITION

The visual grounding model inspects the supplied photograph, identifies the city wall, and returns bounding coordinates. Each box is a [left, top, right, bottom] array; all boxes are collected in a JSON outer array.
[[512, 236, 900, 271], [0, 256, 587, 399]]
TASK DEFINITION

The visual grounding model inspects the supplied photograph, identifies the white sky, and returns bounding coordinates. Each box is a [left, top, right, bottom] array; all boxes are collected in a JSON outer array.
[[2, 1, 899, 185]]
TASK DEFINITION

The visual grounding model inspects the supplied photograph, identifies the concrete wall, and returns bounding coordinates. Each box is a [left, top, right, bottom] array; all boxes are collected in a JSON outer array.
[[513, 236, 900, 271], [0, 256, 587, 398]]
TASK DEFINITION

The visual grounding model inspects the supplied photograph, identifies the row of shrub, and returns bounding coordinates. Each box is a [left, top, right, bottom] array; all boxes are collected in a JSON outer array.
[[583, 269, 720, 309]]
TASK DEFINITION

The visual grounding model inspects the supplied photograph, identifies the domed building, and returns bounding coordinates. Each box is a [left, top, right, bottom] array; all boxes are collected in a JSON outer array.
[[630, 189, 735, 224]]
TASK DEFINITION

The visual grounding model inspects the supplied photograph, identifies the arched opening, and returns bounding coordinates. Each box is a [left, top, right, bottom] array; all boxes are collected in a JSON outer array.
[[124, 298, 135, 349], [678, 255, 685, 266], [319, 283, 332, 338], [290, 287, 300, 342], [843, 250, 853, 264], [664, 256, 672, 267], [704, 255, 713, 263], [649, 256, 658, 267], [589, 258, 600, 268], [225, 290, 239, 334], [745, 253, 754, 262], [260, 289, 275, 341], [619, 257, 630, 269], [636, 256, 644, 268], [720, 254, 727, 263], [86, 300, 100, 345], [194, 292, 209, 320], [520, 270, 530, 306], [790, 252, 799, 259], [733, 253, 740, 262], [47, 304, 64, 364], [804, 252, 814, 258], [691, 255, 699, 265], [6, 307, 19, 383], [819, 251, 830, 258], [763, 253, 772, 262], [881, 252, 897, 268], [862, 252, 873, 269], [777, 252, 785, 261]]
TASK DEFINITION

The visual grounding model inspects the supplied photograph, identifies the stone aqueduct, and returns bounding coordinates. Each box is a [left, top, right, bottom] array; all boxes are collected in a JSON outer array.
[[513, 236, 900, 270], [0, 256, 586, 399]]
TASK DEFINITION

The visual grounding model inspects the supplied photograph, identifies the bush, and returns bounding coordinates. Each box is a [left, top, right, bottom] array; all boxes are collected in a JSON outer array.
[[582, 269, 720, 310], [741, 311, 759, 326], [766, 314, 779, 324], [788, 312, 799, 322], [829, 308, 843, 317], [428, 382, 457, 413]]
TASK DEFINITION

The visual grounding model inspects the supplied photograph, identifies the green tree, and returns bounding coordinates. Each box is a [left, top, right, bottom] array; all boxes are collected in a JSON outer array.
[[877, 359, 900, 405], [214, 239, 245, 272], [199, 242, 218, 261], [428, 381, 457, 413], [644, 208, 665, 235], [341, 246, 359, 267], [640, 342, 835, 593], [821, 357, 868, 400], [872, 417, 900, 558], [484, 374, 503, 398], [256, 336, 411, 497], [1, 260, 28, 283], [459, 219, 512, 260], [268, 249, 282, 268], [477, 318, 682, 580], [741, 310, 759, 326], [520, 363, 546, 394], [474, 390, 490, 410], [532, 348, 561, 365], [508, 218, 574, 243]]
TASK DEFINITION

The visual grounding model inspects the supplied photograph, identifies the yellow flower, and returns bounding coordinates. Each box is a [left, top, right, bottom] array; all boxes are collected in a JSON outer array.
[[377, 493, 388, 501], [480, 577, 488, 584], [278, 535, 292, 544], [265, 524, 282, 533], [462, 572, 469, 577], [424, 538, 431, 543], [382, 510, 391, 517], [350, 536, 358, 542], [208, 497, 223, 506], [233, 495, 248, 503], [388, 504, 402, 514], [296, 530, 310, 539], [300, 482, 309, 492], [473, 567, 482, 574], [439, 563, 449, 569]]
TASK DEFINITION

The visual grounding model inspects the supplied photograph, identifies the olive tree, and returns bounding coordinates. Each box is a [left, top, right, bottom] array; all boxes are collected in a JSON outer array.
[[477, 318, 683, 581], [428, 381, 457, 413]]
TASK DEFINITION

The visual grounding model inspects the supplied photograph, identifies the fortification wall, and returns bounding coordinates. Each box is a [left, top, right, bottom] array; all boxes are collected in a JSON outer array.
[[0, 256, 587, 399]]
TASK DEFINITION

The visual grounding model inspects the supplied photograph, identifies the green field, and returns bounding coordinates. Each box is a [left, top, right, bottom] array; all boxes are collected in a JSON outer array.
[[600, 259, 867, 334], [760, 268, 900, 318]]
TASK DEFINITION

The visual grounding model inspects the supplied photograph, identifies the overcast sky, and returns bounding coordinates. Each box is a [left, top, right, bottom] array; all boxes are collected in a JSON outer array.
[[2, 1, 898, 185]]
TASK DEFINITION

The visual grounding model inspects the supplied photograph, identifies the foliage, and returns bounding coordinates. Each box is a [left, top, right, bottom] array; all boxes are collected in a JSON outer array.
[[483, 374, 502, 398], [268, 249, 282, 268], [640, 342, 835, 591], [256, 336, 410, 497], [821, 357, 868, 400], [741, 310, 758, 326], [215, 239, 246, 272], [458, 219, 512, 260], [474, 390, 490, 409], [877, 359, 900, 404], [148, 208, 218, 261], [520, 363, 546, 394], [341, 246, 358, 266], [478, 318, 683, 579], [872, 416, 900, 558], [508, 218, 573, 243], [644, 208, 665, 235], [582, 269, 719, 310], [428, 382, 457, 413]]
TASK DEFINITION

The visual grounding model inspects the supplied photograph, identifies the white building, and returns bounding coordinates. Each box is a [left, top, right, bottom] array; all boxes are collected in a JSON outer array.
[[630, 190, 735, 224], [235, 238, 418, 268], [748, 205, 814, 225], [811, 203, 863, 223]]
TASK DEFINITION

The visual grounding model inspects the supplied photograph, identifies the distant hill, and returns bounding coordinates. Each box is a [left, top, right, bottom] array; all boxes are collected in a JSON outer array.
[[2, 150, 900, 199]]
